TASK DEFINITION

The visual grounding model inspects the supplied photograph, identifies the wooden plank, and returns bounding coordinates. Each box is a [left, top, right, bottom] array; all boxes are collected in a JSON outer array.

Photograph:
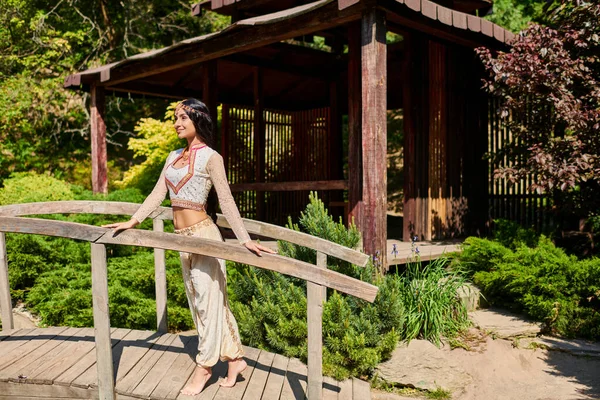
[[493, 24, 505, 42], [421, 0, 437, 20], [361, 8, 388, 271], [280, 357, 307, 400], [0, 232, 12, 331], [212, 346, 261, 400], [182, 358, 228, 400], [338, 0, 360, 10], [481, 19, 493, 37], [437, 6, 452, 26], [153, 219, 168, 333], [0, 380, 93, 398], [91, 84, 108, 195], [115, 333, 178, 394], [27, 327, 97, 384], [452, 10, 468, 29], [1, 327, 83, 383], [404, 0, 420, 11], [149, 334, 197, 399], [91, 243, 115, 400], [131, 334, 192, 397], [466, 14, 481, 32], [352, 378, 370, 400], [56, 328, 130, 387], [241, 350, 275, 400], [337, 379, 352, 400], [347, 21, 363, 230], [230, 180, 348, 192], [322, 376, 339, 400], [260, 354, 289, 400], [97, 229, 378, 303], [307, 252, 326, 400], [0, 328, 66, 372]]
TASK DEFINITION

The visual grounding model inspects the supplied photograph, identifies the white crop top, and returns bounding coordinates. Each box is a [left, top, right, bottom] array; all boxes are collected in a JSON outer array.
[[132, 145, 251, 244]]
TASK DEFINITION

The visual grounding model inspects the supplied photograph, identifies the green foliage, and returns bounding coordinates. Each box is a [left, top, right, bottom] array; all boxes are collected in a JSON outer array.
[[27, 251, 194, 331], [116, 103, 184, 194], [400, 258, 471, 346], [455, 226, 600, 339], [484, 0, 549, 32], [0, 172, 76, 205]]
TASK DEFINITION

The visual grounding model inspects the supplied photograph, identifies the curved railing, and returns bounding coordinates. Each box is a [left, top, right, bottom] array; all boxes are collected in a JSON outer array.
[[0, 201, 374, 400]]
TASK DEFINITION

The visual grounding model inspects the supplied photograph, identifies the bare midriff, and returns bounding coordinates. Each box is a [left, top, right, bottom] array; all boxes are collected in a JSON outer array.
[[172, 207, 210, 230]]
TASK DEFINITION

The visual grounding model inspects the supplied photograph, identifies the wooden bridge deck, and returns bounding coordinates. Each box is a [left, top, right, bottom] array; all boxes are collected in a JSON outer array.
[[0, 327, 371, 400]]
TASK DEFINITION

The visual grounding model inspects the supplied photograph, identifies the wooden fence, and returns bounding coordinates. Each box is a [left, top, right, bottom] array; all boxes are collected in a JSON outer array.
[[0, 201, 374, 400], [487, 97, 552, 231], [223, 105, 343, 227]]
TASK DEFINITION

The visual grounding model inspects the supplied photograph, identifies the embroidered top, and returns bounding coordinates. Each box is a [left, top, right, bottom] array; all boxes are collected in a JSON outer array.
[[132, 145, 251, 244]]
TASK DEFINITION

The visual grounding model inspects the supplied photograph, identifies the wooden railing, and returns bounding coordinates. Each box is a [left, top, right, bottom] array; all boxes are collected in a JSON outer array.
[[0, 201, 374, 400]]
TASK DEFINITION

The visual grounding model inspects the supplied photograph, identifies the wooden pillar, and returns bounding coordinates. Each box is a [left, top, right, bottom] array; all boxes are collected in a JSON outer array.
[[91, 243, 115, 400], [347, 22, 363, 229], [153, 219, 168, 333], [0, 233, 13, 331], [307, 251, 326, 400], [254, 67, 265, 221], [361, 9, 387, 271], [202, 60, 218, 138], [90, 84, 108, 195], [329, 79, 344, 223], [221, 104, 230, 169], [403, 33, 430, 242]]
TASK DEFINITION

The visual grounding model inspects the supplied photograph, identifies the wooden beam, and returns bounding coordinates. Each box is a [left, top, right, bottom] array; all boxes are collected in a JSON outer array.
[[361, 8, 388, 271], [91, 243, 115, 400], [254, 67, 265, 220], [347, 22, 363, 229], [0, 233, 13, 331], [229, 180, 347, 192], [100, 1, 363, 87], [90, 84, 108, 195]]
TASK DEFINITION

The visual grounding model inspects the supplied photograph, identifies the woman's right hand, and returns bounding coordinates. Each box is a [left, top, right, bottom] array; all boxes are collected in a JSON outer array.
[[102, 218, 139, 233]]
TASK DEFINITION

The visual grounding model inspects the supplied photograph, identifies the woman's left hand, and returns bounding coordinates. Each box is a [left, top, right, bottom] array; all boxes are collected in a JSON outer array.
[[244, 241, 277, 256]]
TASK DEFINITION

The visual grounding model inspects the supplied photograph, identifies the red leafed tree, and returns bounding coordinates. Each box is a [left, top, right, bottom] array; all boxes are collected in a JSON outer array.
[[478, 2, 600, 222]]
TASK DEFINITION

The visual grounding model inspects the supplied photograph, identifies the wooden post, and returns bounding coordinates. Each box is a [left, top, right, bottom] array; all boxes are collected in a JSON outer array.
[[202, 60, 218, 135], [90, 84, 108, 195], [91, 243, 115, 400], [347, 22, 363, 229], [307, 251, 326, 400], [254, 67, 265, 221], [0, 233, 13, 331], [153, 219, 168, 333], [361, 9, 388, 271]]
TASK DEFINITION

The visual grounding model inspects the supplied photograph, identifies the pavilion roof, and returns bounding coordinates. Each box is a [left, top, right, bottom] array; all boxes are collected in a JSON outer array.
[[65, 0, 513, 109]]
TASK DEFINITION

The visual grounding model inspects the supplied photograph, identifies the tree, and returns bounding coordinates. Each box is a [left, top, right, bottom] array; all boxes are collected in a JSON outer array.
[[478, 2, 600, 223]]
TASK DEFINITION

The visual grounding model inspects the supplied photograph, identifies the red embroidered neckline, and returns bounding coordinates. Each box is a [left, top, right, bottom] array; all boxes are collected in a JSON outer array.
[[165, 146, 206, 194]]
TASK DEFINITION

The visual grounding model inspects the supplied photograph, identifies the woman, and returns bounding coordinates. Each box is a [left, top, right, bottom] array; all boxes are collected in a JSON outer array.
[[103, 98, 274, 395]]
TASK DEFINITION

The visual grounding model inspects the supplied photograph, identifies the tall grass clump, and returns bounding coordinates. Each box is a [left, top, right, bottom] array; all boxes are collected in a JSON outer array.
[[399, 258, 471, 346]]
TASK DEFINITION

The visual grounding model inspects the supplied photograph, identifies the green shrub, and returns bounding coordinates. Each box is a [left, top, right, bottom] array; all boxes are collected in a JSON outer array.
[[0, 172, 76, 205], [400, 258, 470, 345], [27, 251, 194, 331], [455, 233, 600, 339]]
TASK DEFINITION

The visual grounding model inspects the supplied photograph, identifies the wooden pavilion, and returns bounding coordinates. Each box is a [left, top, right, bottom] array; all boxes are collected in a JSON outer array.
[[65, 0, 513, 268]]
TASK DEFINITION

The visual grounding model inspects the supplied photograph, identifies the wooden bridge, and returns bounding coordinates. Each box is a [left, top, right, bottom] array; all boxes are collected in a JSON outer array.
[[0, 201, 377, 400]]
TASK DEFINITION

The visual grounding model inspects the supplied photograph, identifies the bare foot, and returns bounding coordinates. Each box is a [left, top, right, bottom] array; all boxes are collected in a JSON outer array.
[[180, 365, 212, 396], [219, 358, 247, 388]]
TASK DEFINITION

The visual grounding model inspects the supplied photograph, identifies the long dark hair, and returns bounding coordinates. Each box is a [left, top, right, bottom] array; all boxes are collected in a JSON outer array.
[[178, 98, 219, 224]]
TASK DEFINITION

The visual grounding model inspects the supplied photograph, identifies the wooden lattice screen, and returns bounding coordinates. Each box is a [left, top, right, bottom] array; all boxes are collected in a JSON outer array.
[[221, 105, 334, 226], [487, 97, 552, 231]]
